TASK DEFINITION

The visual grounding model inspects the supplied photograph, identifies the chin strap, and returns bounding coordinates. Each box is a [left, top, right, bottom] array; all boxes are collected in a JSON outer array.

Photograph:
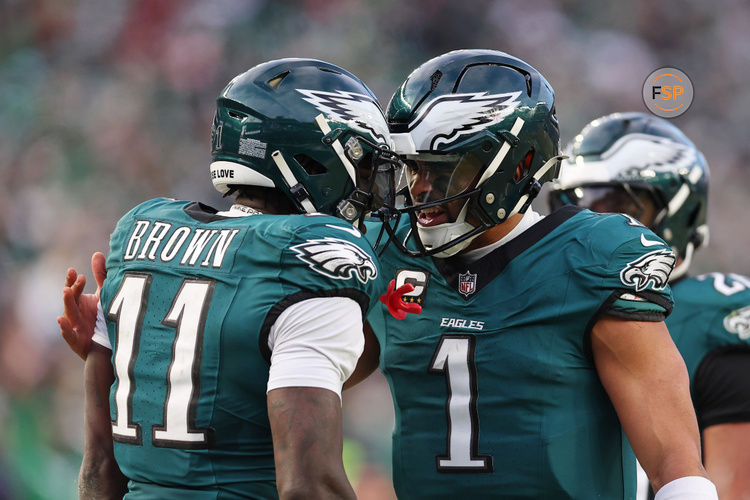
[[509, 154, 568, 217]]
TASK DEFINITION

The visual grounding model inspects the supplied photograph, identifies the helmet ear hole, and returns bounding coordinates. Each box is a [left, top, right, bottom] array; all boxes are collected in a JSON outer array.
[[294, 154, 328, 175], [514, 150, 535, 183]]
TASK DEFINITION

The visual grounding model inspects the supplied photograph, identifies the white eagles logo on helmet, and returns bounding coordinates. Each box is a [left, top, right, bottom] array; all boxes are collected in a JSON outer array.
[[297, 89, 389, 143], [620, 249, 676, 292], [597, 134, 698, 179], [291, 237, 378, 284], [404, 91, 522, 150], [723, 305, 750, 340]]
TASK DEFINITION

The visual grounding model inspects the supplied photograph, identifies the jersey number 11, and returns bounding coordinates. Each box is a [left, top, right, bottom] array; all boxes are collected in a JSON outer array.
[[107, 272, 214, 449]]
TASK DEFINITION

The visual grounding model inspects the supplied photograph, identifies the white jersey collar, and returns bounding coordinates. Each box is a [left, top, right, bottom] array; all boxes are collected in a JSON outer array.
[[460, 209, 544, 262]]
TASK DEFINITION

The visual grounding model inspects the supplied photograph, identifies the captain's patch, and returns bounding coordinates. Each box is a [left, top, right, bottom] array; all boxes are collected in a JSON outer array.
[[394, 268, 430, 305]]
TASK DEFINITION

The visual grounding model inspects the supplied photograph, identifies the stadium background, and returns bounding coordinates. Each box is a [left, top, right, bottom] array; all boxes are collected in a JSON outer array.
[[1, 0, 748, 498]]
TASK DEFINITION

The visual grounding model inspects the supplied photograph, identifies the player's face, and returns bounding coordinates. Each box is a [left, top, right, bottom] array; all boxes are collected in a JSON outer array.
[[404, 153, 483, 226], [569, 185, 659, 226], [353, 147, 407, 215]]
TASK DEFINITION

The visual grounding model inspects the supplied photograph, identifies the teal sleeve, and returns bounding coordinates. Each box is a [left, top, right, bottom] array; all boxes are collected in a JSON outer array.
[[278, 219, 384, 314], [601, 226, 675, 321]]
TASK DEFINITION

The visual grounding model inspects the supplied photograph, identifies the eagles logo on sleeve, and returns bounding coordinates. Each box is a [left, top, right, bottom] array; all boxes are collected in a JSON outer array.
[[723, 305, 750, 340], [620, 249, 676, 292], [291, 237, 378, 284]]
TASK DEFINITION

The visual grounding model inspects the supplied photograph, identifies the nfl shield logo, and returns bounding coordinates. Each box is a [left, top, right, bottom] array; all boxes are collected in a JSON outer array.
[[458, 271, 477, 297]]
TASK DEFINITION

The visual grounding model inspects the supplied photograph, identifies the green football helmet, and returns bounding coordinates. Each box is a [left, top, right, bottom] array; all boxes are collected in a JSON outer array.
[[210, 58, 403, 225], [384, 49, 563, 257], [549, 112, 709, 280]]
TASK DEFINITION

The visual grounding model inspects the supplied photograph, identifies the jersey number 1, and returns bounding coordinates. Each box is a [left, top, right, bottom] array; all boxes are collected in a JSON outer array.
[[108, 272, 215, 449], [430, 335, 493, 472]]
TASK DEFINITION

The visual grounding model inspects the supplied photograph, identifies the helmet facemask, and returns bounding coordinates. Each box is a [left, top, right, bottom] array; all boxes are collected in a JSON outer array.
[[382, 138, 564, 258], [385, 151, 500, 257], [328, 128, 407, 231]]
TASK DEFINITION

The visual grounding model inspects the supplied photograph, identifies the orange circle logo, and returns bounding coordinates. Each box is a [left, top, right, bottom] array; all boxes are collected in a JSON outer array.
[[642, 68, 693, 118]]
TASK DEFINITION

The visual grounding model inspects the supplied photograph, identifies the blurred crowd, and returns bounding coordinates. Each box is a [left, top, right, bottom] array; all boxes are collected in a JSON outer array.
[[0, 0, 748, 498]]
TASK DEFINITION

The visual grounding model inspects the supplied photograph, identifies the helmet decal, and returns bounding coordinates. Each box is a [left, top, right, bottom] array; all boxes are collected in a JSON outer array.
[[296, 89, 389, 142], [604, 135, 697, 180], [406, 91, 522, 150]]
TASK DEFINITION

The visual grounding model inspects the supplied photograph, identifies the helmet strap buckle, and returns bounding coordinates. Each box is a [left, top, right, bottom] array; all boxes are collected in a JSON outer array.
[[517, 178, 542, 215], [497, 130, 520, 147], [289, 183, 313, 204], [322, 127, 345, 145], [527, 178, 542, 198]]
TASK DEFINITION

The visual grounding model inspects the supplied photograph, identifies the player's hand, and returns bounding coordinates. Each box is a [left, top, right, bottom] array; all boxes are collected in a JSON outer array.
[[57, 252, 107, 360], [379, 279, 422, 320]]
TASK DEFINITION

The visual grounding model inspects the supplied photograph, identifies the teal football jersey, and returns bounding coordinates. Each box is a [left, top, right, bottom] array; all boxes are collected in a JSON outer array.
[[100, 198, 383, 499], [366, 206, 675, 499], [667, 273, 750, 392]]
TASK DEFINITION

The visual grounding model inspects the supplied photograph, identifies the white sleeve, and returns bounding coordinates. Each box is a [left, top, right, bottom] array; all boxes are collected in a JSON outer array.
[[654, 476, 717, 500], [92, 300, 111, 350], [266, 296, 364, 399]]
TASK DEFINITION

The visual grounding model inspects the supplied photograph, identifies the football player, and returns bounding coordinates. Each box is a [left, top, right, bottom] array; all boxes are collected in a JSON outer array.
[[355, 50, 717, 499], [549, 112, 750, 499], [58, 58, 403, 499]]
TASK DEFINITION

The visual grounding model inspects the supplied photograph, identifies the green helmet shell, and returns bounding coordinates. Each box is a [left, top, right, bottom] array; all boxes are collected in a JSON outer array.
[[551, 111, 709, 270], [211, 58, 393, 217], [385, 49, 561, 256]]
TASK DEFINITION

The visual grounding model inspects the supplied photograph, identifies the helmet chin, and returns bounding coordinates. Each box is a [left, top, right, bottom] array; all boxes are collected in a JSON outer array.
[[416, 220, 479, 257], [415, 202, 480, 257]]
